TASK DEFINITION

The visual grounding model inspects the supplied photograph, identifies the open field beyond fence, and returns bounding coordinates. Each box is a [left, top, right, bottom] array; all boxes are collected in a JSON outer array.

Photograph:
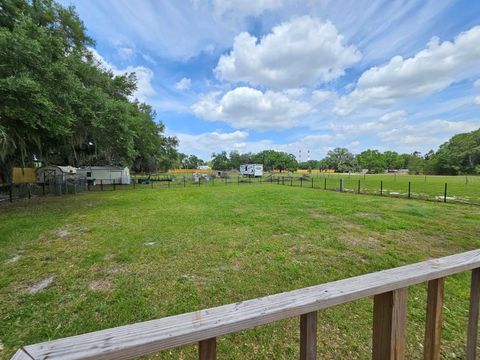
[[3, 173, 479, 206], [1, 185, 480, 358]]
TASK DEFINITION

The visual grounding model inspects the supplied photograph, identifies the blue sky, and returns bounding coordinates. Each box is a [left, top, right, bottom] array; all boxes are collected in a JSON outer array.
[[60, 0, 480, 161]]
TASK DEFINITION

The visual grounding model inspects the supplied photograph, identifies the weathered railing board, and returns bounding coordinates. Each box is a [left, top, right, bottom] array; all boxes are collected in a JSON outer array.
[[423, 278, 444, 360], [467, 268, 480, 360], [198, 338, 216, 360], [300, 311, 317, 360], [10, 349, 32, 360], [372, 288, 407, 360], [16, 250, 480, 360]]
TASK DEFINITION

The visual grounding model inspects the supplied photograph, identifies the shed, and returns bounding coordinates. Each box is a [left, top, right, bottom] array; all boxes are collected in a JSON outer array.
[[76, 166, 131, 185], [37, 166, 77, 183]]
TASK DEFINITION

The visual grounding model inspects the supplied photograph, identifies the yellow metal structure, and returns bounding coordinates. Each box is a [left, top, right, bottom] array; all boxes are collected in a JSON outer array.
[[12, 167, 37, 183]]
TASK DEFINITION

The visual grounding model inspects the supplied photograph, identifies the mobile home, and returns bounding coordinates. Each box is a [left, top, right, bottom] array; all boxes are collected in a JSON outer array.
[[76, 166, 131, 185], [239, 164, 263, 177]]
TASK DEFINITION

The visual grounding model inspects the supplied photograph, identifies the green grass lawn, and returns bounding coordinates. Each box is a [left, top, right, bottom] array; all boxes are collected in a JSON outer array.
[[134, 173, 480, 205], [1, 185, 480, 359], [272, 173, 480, 204]]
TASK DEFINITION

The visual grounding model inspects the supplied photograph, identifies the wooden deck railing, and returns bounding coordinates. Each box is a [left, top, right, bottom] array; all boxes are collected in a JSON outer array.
[[12, 250, 480, 360]]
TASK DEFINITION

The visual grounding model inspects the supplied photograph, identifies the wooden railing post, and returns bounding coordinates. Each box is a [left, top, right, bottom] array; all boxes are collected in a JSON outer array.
[[424, 278, 445, 360], [300, 311, 317, 360], [199, 337, 216, 360], [372, 288, 408, 360], [467, 268, 480, 359]]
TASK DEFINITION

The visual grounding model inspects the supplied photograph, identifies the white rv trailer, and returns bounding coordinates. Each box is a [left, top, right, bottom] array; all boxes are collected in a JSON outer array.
[[76, 166, 131, 185], [239, 164, 263, 177]]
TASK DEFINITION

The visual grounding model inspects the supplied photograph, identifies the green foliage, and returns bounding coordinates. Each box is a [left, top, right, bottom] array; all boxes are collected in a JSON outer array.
[[383, 151, 404, 170], [211, 151, 230, 171], [297, 160, 320, 170], [177, 153, 205, 169], [324, 147, 358, 173], [356, 149, 386, 173], [435, 129, 480, 175], [209, 150, 298, 172], [0, 0, 177, 182]]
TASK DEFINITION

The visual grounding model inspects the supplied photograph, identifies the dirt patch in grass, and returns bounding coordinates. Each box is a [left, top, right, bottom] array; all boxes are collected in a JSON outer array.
[[56, 229, 71, 238], [28, 275, 55, 294], [5, 254, 22, 264], [89, 280, 112, 292]]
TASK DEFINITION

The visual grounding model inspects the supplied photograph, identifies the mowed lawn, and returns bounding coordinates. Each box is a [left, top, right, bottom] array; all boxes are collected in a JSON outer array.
[[1, 185, 480, 359]]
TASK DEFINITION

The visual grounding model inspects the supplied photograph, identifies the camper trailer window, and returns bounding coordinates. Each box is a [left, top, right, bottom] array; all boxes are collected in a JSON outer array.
[[87, 172, 92, 177]]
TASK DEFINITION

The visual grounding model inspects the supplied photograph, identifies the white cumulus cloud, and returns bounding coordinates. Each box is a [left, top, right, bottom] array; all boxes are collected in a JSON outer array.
[[192, 87, 313, 131], [475, 96, 480, 105], [215, 16, 361, 89], [335, 26, 480, 115], [175, 77, 192, 91], [174, 130, 251, 158]]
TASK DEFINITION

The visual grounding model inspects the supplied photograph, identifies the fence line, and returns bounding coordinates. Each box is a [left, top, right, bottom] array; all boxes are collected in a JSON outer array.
[[2, 174, 479, 206], [11, 249, 480, 359]]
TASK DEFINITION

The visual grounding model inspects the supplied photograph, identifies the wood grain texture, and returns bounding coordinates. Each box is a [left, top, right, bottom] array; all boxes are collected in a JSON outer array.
[[10, 349, 33, 360], [424, 278, 444, 360], [198, 338, 216, 360], [372, 288, 407, 360], [300, 311, 317, 360], [18, 250, 480, 360], [467, 268, 480, 360]]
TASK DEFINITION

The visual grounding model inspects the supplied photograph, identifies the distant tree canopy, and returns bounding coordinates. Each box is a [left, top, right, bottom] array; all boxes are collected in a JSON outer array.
[[324, 148, 357, 173], [435, 129, 480, 175], [208, 150, 298, 172], [205, 128, 480, 175], [0, 0, 177, 182], [176, 153, 205, 169]]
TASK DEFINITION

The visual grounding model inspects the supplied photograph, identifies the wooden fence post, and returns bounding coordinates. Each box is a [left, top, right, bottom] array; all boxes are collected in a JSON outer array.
[[300, 311, 317, 360], [467, 268, 480, 359], [424, 278, 445, 360], [443, 183, 447, 203], [408, 182, 411, 199], [372, 288, 408, 360], [199, 338, 216, 360]]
